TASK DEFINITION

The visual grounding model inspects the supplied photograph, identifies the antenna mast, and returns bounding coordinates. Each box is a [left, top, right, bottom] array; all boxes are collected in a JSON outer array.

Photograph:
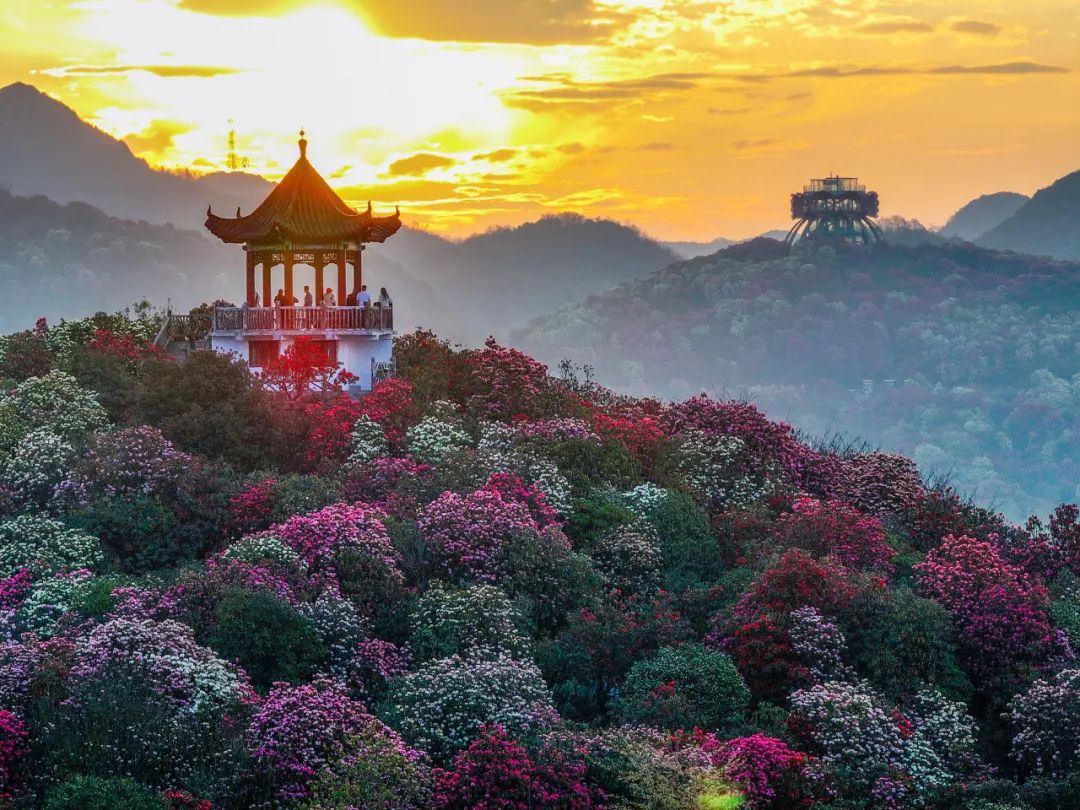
[[226, 118, 248, 171]]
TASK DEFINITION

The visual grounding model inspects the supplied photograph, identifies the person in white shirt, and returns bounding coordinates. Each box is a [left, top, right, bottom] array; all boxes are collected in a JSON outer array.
[[358, 285, 372, 307], [323, 288, 336, 307]]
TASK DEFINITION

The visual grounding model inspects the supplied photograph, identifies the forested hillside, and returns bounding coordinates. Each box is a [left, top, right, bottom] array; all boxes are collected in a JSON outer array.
[[0, 316, 1079, 809], [518, 239, 1080, 520]]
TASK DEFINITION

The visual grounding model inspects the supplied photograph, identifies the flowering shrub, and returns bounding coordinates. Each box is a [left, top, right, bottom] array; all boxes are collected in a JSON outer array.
[[348, 639, 413, 701], [298, 394, 366, 471], [480, 473, 560, 529], [410, 584, 530, 662], [349, 414, 389, 463], [302, 722, 435, 809], [693, 732, 819, 810], [477, 438, 574, 517], [268, 503, 403, 605], [673, 430, 772, 509], [356, 378, 422, 448], [661, 396, 811, 485], [466, 338, 556, 420], [0, 709, 27, 797], [593, 523, 663, 592], [1, 370, 108, 444], [0, 514, 102, 576], [615, 643, 749, 732], [226, 478, 276, 536], [2, 428, 76, 509], [417, 489, 538, 583], [54, 425, 193, 506], [835, 452, 925, 519], [17, 569, 95, 637], [788, 606, 855, 685], [916, 534, 1072, 688], [433, 725, 603, 809], [518, 417, 598, 444], [342, 456, 431, 510], [789, 680, 905, 790], [621, 483, 670, 517], [247, 675, 417, 801], [406, 410, 472, 464], [299, 591, 368, 674], [1007, 668, 1080, 778], [770, 497, 895, 574], [44, 617, 252, 788], [383, 648, 556, 763], [791, 680, 983, 803], [593, 412, 665, 474]]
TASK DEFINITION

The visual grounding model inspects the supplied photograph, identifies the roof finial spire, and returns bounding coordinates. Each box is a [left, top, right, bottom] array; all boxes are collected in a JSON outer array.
[[298, 127, 307, 159]]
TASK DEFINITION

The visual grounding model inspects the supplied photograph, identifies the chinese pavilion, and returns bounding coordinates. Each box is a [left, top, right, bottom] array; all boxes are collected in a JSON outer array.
[[204, 131, 402, 392]]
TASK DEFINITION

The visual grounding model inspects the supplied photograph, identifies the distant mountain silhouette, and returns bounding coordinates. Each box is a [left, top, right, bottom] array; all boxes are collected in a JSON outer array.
[[365, 214, 678, 343], [941, 192, 1029, 241], [663, 229, 793, 260], [978, 170, 1080, 260], [0, 186, 233, 331], [0, 186, 675, 345], [0, 82, 271, 229], [664, 236, 735, 259]]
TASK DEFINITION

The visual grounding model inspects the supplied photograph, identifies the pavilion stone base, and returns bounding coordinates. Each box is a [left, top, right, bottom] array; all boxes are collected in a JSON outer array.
[[211, 333, 393, 392]]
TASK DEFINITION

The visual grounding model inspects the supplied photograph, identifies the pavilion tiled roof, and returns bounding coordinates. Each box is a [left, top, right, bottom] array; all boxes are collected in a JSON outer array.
[[205, 135, 401, 245]]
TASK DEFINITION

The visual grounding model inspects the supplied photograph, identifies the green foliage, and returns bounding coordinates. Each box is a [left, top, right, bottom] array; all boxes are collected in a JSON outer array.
[[616, 643, 750, 733], [268, 473, 343, 523], [301, 727, 434, 810], [646, 489, 722, 588], [65, 495, 180, 574], [206, 587, 327, 691], [545, 438, 641, 497], [409, 584, 530, 662], [565, 492, 635, 552], [130, 351, 276, 470], [43, 776, 166, 810], [848, 588, 972, 702]]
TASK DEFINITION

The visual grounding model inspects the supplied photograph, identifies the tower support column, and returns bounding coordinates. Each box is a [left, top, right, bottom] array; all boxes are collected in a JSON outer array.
[[245, 251, 256, 306], [314, 254, 325, 305], [336, 249, 347, 303], [261, 261, 271, 307]]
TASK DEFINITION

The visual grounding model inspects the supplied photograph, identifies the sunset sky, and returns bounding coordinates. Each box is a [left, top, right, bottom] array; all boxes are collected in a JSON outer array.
[[2, 0, 1079, 239]]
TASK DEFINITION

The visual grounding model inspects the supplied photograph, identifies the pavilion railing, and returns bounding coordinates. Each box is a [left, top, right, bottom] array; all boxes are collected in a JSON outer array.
[[212, 306, 393, 333]]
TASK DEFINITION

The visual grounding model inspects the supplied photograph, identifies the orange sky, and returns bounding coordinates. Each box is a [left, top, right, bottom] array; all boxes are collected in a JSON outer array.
[[2, 0, 1079, 240]]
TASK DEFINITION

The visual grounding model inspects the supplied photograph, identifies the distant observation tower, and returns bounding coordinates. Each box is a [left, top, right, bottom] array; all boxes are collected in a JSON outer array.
[[784, 176, 884, 247]]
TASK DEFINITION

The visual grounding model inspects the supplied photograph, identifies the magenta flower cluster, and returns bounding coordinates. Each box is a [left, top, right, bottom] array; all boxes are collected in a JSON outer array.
[[916, 533, 1073, 684], [418, 488, 540, 582], [266, 502, 404, 593], [246, 675, 417, 801]]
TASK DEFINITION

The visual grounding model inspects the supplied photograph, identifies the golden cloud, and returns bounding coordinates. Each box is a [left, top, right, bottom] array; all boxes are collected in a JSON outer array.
[[180, 0, 627, 44]]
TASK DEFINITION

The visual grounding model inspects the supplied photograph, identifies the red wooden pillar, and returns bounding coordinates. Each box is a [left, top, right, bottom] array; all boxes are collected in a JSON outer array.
[[283, 251, 295, 304], [261, 260, 271, 307], [352, 248, 362, 296], [336, 249, 347, 303], [314, 253, 325, 304], [245, 250, 256, 305]]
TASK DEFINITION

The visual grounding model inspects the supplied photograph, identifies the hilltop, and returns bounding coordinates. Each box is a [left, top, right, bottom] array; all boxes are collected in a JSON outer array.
[[516, 237, 1080, 519], [941, 191, 1029, 241], [978, 169, 1080, 260]]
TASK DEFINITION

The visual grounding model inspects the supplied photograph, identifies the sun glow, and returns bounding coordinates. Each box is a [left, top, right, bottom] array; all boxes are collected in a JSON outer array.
[[3, 0, 1079, 238]]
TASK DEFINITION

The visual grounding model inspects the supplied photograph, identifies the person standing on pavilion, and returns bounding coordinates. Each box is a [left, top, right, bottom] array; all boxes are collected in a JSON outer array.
[[324, 288, 336, 307], [303, 286, 313, 307]]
